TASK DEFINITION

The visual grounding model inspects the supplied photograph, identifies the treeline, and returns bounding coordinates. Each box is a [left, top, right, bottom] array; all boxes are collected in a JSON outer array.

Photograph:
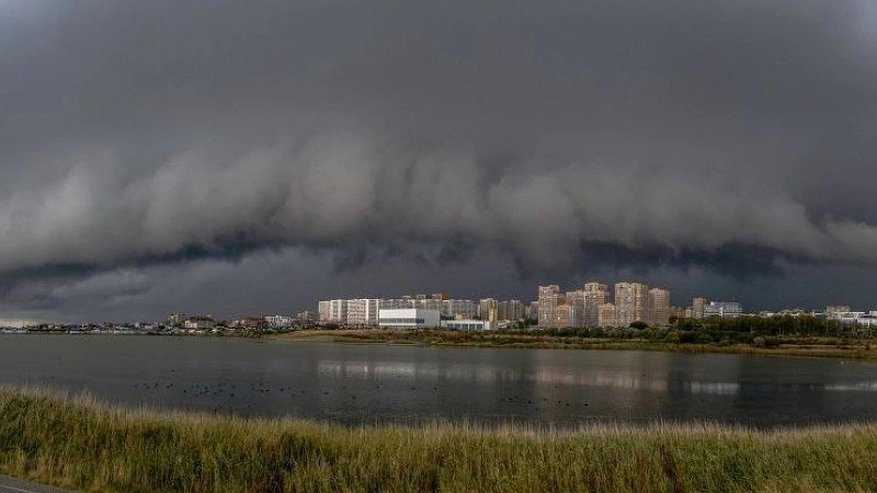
[[675, 315, 847, 336], [537, 315, 860, 345]]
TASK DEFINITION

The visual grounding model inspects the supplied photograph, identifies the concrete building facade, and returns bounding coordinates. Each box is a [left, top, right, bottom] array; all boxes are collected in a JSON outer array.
[[442, 319, 496, 331], [692, 297, 707, 319], [704, 301, 743, 318], [328, 299, 348, 323], [378, 309, 441, 328], [498, 300, 526, 321], [479, 298, 498, 321], [598, 303, 617, 327], [346, 298, 380, 325], [538, 285, 561, 328], [615, 282, 649, 327], [648, 288, 671, 326], [584, 282, 608, 327], [565, 290, 586, 328]]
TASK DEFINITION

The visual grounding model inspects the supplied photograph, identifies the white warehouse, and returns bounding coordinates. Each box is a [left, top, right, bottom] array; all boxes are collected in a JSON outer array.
[[378, 309, 441, 328], [441, 319, 496, 331]]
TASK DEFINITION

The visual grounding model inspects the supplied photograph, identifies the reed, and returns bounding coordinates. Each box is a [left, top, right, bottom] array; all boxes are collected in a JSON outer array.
[[1, 386, 876, 492]]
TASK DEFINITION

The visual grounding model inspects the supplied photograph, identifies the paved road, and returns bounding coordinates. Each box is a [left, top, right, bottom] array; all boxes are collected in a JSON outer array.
[[0, 475, 72, 493]]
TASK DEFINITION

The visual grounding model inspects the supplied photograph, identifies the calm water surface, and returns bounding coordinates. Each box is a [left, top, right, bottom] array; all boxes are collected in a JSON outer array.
[[2, 335, 877, 427]]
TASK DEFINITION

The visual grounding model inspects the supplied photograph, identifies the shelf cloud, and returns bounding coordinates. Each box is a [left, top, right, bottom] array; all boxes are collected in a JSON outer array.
[[1, 0, 876, 319]]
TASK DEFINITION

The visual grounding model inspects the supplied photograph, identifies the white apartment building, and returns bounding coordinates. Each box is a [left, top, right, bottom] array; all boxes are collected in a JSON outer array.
[[703, 301, 742, 318], [346, 298, 380, 325], [328, 299, 348, 323], [318, 301, 331, 322]]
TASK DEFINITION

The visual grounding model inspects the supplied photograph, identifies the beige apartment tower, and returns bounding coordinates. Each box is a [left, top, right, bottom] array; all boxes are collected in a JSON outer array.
[[648, 288, 671, 326], [565, 290, 586, 327], [553, 302, 574, 328], [583, 282, 608, 327], [614, 282, 649, 327], [598, 303, 617, 327], [692, 297, 707, 319], [538, 285, 561, 328]]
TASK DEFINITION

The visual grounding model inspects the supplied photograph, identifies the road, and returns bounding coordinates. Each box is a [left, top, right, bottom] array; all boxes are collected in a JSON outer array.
[[0, 475, 71, 493]]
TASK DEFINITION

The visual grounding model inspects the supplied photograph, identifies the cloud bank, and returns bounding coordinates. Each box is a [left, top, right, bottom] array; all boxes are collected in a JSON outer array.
[[0, 0, 876, 318]]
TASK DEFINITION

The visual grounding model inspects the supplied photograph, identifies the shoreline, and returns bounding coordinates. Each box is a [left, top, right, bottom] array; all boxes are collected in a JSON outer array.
[[7, 329, 877, 362], [272, 328, 877, 361], [3, 386, 877, 492]]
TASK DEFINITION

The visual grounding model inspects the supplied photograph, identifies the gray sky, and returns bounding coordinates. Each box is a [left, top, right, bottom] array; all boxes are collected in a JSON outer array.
[[1, 0, 876, 322]]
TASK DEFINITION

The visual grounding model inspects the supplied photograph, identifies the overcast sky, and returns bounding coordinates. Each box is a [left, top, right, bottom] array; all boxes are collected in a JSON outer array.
[[1, 0, 876, 322]]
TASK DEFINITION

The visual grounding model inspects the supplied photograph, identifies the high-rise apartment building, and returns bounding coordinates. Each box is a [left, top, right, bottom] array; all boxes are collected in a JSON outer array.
[[553, 302, 573, 328], [538, 285, 561, 328], [528, 301, 540, 321], [346, 298, 380, 325], [378, 298, 414, 311], [614, 282, 649, 327], [442, 299, 475, 319], [692, 297, 707, 319], [583, 282, 608, 327], [479, 298, 498, 321], [318, 301, 331, 322], [498, 300, 526, 321], [565, 290, 586, 327], [648, 288, 671, 326], [598, 303, 617, 327], [328, 299, 348, 323]]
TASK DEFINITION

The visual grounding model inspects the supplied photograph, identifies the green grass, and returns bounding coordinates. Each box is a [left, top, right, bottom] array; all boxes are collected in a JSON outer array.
[[2, 387, 877, 492]]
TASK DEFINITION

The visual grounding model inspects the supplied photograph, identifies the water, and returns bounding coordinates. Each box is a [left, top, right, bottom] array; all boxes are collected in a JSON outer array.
[[2, 334, 877, 427]]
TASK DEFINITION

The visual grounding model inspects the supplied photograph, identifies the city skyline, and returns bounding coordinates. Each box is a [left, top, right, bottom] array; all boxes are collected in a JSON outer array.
[[2, 269, 874, 326], [0, 1, 877, 323]]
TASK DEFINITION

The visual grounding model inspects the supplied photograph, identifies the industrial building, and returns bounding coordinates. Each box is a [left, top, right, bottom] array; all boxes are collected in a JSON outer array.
[[377, 309, 441, 328]]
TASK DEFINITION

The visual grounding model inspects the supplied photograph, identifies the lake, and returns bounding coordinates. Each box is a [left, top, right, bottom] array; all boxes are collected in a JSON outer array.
[[1, 335, 876, 427]]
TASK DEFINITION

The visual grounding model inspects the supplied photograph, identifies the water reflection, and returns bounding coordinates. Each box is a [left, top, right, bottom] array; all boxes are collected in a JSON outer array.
[[1, 335, 877, 427], [825, 382, 877, 392], [316, 360, 677, 391]]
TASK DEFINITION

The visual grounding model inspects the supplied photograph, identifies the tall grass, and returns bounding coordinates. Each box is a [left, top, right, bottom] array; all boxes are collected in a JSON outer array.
[[1, 386, 877, 492]]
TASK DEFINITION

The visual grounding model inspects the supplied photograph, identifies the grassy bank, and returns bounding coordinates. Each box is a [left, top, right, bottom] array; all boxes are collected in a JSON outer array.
[[2, 388, 877, 492], [276, 329, 877, 361]]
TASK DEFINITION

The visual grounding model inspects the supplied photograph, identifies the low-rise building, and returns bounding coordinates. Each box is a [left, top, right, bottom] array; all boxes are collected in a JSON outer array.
[[441, 319, 496, 331], [704, 301, 743, 318], [378, 309, 441, 328], [265, 315, 294, 328], [183, 317, 214, 330], [826, 305, 852, 320]]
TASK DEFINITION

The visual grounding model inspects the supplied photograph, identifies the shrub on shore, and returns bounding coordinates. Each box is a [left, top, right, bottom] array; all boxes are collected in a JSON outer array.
[[2, 387, 877, 492]]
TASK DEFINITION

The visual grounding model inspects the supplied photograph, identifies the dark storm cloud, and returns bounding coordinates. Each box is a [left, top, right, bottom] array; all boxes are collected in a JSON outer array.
[[0, 0, 876, 318]]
